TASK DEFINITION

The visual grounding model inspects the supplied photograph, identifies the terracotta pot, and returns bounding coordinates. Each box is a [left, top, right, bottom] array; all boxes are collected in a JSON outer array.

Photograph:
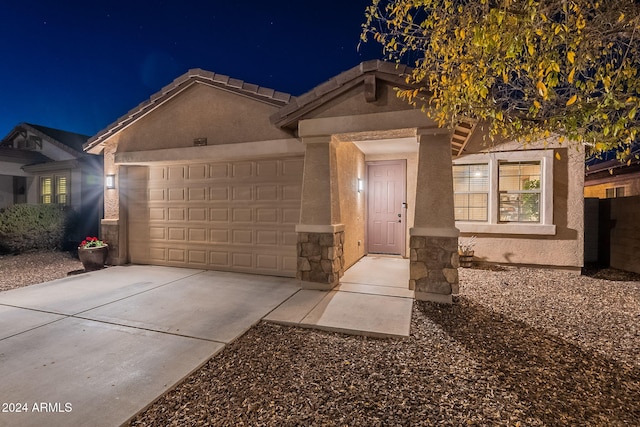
[[78, 245, 108, 271], [459, 251, 474, 268]]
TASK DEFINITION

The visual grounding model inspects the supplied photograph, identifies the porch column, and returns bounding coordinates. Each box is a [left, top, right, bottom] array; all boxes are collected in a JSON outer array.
[[296, 136, 345, 290], [100, 143, 128, 266], [410, 129, 460, 304]]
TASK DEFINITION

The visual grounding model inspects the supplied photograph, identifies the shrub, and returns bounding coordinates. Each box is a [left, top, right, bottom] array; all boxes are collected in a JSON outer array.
[[0, 204, 68, 253]]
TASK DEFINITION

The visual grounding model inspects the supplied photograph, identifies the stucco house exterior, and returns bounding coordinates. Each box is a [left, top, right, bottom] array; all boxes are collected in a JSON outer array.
[[84, 61, 584, 303], [0, 123, 103, 239]]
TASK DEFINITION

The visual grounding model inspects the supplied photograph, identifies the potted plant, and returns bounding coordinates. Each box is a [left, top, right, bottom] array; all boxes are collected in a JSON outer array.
[[78, 236, 108, 271], [458, 236, 477, 268]]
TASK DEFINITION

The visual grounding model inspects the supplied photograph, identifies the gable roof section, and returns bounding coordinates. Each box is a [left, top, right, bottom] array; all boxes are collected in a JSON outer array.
[[1, 123, 89, 158], [270, 60, 413, 130], [84, 69, 292, 153]]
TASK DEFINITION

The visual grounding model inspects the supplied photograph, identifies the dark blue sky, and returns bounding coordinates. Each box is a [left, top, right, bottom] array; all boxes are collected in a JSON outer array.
[[0, 1, 383, 139]]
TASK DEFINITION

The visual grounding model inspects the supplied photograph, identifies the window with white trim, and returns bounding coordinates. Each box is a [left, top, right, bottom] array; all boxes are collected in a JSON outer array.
[[453, 163, 489, 221], [40, 175, 69, 205], [498, 161, 541, 223], [453, 150, 555, 235]]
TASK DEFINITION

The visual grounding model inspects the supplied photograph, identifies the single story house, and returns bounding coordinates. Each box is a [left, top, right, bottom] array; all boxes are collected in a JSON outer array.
[[0, 123, 103, 239], [84, 61, 584, 303]]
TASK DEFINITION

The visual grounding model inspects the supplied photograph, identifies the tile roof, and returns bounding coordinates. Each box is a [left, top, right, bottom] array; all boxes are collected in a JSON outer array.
[[84, 69, 292, 152], [270, 60, 412, 129]]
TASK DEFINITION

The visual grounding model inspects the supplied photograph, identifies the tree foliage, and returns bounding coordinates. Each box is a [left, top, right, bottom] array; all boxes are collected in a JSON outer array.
[[362, 0, 640, 156]]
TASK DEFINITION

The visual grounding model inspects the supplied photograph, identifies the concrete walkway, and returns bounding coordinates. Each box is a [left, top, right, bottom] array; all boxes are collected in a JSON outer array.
[[265, 256, 414, 338], [0, 257, 413, 426]]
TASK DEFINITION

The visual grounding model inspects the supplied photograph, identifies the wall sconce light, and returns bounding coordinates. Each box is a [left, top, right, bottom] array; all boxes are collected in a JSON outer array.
[[357, 178, 364, 193], [105, 174, 116, 189]]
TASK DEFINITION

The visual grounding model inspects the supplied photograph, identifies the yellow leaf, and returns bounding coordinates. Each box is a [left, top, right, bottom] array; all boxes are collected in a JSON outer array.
[[459, 28, 465, 39], [566, 94, 577, 106], [528, 44, 535, 56], [567, 51, 575, 64], [568, 68, 575, 84], [537, 81, 547, 97], [533, 100, 541, 109], [618, 12, 625, 22], [555, 152, 561, 160], [502, 72, 508, 83]]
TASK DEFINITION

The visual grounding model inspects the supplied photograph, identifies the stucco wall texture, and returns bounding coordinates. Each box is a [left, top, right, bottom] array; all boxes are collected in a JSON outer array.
[[459, 146, 585, 269], [116, 84, 290, 153], [335, 141, 366, 269]]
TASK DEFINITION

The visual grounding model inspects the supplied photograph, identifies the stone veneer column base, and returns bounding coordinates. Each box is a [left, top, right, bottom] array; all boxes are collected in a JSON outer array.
[[101, 220, 124, 266], [409, 235, 459, 304], [297, 231, 345, 290]]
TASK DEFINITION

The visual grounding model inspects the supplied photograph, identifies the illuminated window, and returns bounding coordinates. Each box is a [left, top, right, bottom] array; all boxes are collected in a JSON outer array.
[[56, 176, 68, 204], [40, 177, 52, 204], [498, 161, 541, 222], [40, 175, 69, 205], [453, 164, 489, 221]]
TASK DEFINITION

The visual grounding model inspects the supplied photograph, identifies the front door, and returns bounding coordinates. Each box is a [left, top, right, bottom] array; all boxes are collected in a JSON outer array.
[[367, 160, 406, 255]]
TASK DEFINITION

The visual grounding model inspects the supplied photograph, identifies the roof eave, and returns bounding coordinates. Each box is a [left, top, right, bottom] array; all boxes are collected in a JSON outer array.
[[84, 69, 292, 153]]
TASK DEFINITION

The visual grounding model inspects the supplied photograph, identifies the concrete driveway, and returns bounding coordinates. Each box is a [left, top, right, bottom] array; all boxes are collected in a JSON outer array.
[[0, 265, 299, 427]]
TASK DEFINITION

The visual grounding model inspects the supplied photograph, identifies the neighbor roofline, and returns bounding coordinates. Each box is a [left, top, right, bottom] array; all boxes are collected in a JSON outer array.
[[83, 69, 292, 153], [2, 123, 85, 158]]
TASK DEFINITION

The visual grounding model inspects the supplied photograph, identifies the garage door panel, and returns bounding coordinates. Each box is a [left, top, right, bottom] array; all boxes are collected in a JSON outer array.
[[188, 164, 207, 180], [127, 157, 302, 277]]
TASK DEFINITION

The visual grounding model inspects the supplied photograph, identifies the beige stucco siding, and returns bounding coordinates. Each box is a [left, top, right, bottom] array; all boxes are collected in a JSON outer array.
[[335, 141, 366, 268], [116, 84, 292, 153], [308, 82, 417, 120]]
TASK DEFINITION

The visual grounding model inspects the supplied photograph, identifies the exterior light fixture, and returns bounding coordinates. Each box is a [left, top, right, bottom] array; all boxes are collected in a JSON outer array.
[[105, 175, 116, 189], [358, 178, 364, 193]]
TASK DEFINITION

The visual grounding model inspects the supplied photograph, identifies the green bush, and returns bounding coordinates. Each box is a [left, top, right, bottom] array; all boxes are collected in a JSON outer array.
[[0, 204, 68, 253]]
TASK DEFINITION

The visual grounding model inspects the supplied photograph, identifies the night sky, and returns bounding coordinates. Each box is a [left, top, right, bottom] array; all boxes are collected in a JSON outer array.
[[0, 1, 383, 139]]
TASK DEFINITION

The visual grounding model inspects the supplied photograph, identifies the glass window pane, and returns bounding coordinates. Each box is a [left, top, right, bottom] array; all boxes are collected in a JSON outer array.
[[498, 161, 541, 222], [40, 177, 52, 204], [56, 177, 68, 204]]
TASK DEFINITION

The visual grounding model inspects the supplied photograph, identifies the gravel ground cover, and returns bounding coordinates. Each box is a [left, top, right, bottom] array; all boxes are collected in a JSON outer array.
[[129, 266, 640, 426], [1, 255, 637, 425], [0, 251, 82, 292]]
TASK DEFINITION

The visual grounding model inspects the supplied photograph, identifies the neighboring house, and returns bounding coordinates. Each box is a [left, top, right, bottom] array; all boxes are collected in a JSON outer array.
[[84, 61, 584, 303], [584, 142, 640, 198], [0, 123, 103, 239]]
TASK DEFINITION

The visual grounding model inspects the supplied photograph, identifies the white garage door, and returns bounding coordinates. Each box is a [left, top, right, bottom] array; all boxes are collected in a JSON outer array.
[[126, 157, 303, 277]]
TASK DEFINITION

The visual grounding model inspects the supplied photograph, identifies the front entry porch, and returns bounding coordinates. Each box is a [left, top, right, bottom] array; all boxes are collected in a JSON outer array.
[[265, 256, 414, 337]]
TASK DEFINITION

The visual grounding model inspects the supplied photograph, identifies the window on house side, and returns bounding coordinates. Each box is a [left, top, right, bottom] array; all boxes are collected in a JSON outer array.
[[56, 176, 68, 204], [41, 177, 52, 204], [498, 161, 541, 222], [605, 186, 625, 198], [39, 175, 69, 205], [453, 164, 489, 221]]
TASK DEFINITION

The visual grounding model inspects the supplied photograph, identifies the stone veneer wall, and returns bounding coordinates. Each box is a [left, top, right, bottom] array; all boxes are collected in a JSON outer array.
[[410, 236, 459, 302], [297, 231, 345, 287], [101, 222, 121, 266]]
